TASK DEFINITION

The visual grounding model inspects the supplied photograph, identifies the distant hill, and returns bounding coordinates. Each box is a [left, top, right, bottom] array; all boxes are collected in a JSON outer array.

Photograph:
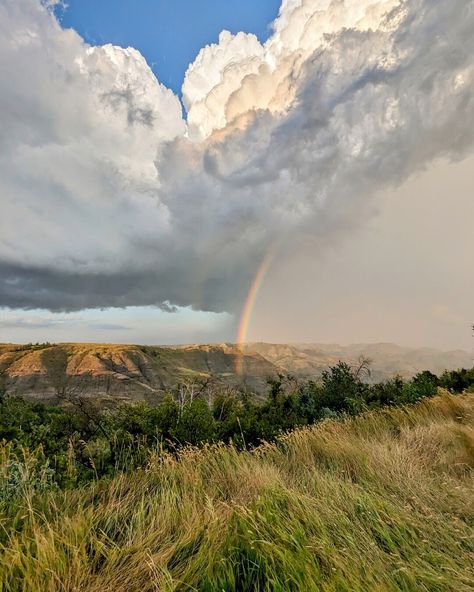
[[0, 341, 472, 402], [244, 342, 474, 383]]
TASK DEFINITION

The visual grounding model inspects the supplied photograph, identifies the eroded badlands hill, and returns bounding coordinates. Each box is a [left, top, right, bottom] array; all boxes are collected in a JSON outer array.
[[0, 343, 277, 402], [0, 341, 471, 402], [244, 342, 473, 383]]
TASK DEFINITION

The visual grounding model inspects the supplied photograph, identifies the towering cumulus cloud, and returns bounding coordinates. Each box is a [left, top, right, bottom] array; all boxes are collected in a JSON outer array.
[[0, 0, 473, 313]]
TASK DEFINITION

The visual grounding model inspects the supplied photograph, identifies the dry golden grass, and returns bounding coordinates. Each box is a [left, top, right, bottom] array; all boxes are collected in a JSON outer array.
[[1, 393, 473, 591]]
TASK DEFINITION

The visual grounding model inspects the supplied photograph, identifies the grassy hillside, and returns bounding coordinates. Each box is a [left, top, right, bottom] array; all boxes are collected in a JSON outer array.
[[1, 393, 473, 591]]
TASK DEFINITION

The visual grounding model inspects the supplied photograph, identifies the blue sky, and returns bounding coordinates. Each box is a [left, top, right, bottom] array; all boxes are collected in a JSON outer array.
[[0, 306, 233, 345], [55, 0, 281, 97]]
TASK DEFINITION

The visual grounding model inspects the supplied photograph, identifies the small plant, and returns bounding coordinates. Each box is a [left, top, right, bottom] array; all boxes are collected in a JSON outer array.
[[0, 447, 56, 505]]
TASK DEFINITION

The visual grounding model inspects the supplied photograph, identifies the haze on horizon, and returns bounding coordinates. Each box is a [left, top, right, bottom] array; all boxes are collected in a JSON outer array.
[[0, 0, 473, 351]]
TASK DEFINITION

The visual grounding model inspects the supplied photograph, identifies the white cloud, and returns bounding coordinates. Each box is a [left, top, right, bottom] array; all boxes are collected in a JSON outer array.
[[0, 0, 473, 316], [183, 30, 265, 140]]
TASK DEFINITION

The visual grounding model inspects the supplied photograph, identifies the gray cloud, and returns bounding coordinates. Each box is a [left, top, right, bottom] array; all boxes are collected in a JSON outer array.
[[0, 311, 129, 331], [102, 88, 155, 127], [0, 318, 65, 329], [0, 0, 473, 316], [87, 322, 130, 331]]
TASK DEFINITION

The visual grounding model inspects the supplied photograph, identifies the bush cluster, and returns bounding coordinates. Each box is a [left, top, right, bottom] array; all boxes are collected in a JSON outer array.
[[1, 363, 472, 488]]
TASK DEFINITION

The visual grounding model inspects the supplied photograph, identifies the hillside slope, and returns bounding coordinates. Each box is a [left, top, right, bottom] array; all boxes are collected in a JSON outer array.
[[0, 343, 278, 402], [1, 393, 473, 591], [245, 341, 473, 382], [1, 341, 472, 401]]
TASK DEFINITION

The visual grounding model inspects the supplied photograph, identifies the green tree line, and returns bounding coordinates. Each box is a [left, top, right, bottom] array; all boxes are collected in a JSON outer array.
[[1, 363, 473, 488]]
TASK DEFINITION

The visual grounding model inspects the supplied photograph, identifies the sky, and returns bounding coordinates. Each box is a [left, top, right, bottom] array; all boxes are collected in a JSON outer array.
[[54, 0, 281, 97], [0, 0, 473, 350]]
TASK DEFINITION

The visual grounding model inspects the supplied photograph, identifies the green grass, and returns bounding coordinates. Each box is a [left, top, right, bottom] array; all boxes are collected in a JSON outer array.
[[1, 393, 473, 591]]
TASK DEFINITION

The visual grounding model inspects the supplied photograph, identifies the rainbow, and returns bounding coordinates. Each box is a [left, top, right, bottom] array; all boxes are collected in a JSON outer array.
[[235, 245, 277, 375]]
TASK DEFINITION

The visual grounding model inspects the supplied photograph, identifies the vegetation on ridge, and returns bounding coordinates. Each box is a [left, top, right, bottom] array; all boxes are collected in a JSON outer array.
[[1, 362, 473, 485]]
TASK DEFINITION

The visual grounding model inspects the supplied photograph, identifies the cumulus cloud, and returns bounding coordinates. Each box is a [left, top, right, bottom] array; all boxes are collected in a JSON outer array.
[[0, 0, 473, 314]]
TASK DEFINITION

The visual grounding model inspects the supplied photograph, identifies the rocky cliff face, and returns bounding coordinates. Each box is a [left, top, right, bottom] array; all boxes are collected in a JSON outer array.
[[0, 343, 279, 402]]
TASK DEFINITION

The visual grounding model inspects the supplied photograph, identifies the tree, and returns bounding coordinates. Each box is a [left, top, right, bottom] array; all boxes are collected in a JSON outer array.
[[149, 395, 179, 441], [0, 368, 6, 402], [319, 362, 368, 413], [174, 377, 215, 416], [411, 370, 439, 397], [352, 356, 372, 381], [174, 398, 216, 445], [439, 368, 474, 393], [367, 376, 404, 407]]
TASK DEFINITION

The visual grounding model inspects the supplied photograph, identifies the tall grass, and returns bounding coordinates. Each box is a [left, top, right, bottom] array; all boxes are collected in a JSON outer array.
[[1, 393, 473, 591]]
